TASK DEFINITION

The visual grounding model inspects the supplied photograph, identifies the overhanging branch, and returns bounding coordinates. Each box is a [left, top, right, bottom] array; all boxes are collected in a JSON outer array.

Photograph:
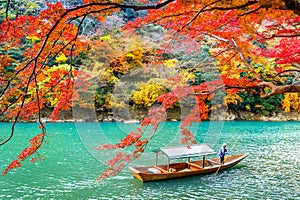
[[257, 82, 300, 98]]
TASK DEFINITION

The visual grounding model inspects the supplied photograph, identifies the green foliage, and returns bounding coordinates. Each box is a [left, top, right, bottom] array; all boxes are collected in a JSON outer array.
[[95, 87, 113, 109], [0, 0, 43, 20], [228, 92, 284, 116]]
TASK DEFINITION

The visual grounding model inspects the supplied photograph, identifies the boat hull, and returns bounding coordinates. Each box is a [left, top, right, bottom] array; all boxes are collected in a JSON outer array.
[[129, 154, 248, 182]]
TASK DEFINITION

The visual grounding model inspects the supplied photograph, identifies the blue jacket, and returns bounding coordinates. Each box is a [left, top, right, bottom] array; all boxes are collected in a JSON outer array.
[[218, 147, 229, 158]]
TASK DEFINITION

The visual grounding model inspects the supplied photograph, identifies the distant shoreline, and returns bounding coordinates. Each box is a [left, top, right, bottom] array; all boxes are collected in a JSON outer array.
[[2, 115, 299, 123], [1, 107, 299, 123]]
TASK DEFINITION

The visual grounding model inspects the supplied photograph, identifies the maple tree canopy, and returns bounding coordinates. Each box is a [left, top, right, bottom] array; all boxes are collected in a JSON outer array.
[[0, 0, 299, 178]]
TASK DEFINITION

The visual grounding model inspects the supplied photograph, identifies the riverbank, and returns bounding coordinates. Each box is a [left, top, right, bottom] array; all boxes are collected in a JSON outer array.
[[1, 106, 299, 123]]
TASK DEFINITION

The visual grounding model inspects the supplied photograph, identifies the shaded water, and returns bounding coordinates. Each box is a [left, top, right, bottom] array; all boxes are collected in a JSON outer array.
[[0, 121, 299, 199]]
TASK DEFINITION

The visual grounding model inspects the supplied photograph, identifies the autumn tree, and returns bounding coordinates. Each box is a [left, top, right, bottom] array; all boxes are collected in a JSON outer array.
[[1, 0, 299, 178]]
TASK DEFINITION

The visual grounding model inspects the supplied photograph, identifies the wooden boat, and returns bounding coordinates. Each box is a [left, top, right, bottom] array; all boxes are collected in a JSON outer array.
[[129, 144, 248, 182]]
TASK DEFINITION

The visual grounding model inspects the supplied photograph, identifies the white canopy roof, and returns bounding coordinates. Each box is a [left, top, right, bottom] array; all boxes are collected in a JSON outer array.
[[159, 144, 216, 159]]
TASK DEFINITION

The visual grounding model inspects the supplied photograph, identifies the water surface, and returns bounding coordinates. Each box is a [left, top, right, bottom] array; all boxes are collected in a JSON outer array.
[[0, 121, 299, 199]]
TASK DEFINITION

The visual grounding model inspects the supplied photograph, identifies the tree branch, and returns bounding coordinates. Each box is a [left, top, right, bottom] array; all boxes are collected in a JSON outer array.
[[5, 0, 10, 22], [178, 0, 221, 32], [257, 82, 300, 98], [223, 80, 300, 98], [205, 0, 259, 11], [282, 0, 300, 14], [209, 34, 262, 80], [0, 63, 36, 146], [70, 0, 175, 12], [269, 69, 300, 78], [263, 33, 300, 39]]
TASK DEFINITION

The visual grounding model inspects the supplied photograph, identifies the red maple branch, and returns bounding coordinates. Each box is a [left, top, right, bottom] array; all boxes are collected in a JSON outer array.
[[2, 132, 45, 175]]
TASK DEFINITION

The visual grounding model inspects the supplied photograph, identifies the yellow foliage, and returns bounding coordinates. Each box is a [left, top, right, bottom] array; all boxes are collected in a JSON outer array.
[[108, 76, 119, 84], [26, 35, 40, 42], [179, 71, 196, 83], [46, 94, 59, 107], [55, 53, 68, 64], [283, 64, 293, 70], [252, 56, 269, 67], [251, 56, 287, 82], [245, 104, 251, 111], [219, 59, 242, 79], [163, 59, 178, 68], [50, 64, 70, 71], [225, 92, 242, 107], [126, 53, 136, 59], [27, 1, 40, 9], [125, 49, 144, 67], [282, 93, 300, 112], [99, 35, 113, 43], [36, 64, 71, 107], [131, 83, 165, 107]]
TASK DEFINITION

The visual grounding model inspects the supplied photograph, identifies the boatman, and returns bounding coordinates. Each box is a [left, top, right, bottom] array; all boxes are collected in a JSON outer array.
[[219, 143, 229, 164]]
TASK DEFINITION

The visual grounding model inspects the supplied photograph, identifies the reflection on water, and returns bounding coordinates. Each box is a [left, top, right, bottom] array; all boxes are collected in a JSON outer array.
[[0, 121, 299, 199]]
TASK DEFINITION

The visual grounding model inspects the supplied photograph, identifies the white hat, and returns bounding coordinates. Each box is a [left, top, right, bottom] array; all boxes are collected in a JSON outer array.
[[223, 143, 226, 147]]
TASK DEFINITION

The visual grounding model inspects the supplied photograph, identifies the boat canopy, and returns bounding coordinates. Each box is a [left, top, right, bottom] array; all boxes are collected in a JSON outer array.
[[159, 144, 216, 159]]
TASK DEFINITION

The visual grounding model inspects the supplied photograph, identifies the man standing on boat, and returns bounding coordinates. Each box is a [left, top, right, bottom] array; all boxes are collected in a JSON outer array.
[[219, 143, 229, 163]]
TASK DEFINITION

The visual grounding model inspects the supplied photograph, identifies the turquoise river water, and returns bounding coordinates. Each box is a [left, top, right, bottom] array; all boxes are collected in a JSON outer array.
[[0, 121, 299, 199]]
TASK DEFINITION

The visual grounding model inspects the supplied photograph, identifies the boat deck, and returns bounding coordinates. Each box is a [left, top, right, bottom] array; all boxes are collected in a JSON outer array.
[[136, 154, 243, 173], [129, 154, 248, 182]]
